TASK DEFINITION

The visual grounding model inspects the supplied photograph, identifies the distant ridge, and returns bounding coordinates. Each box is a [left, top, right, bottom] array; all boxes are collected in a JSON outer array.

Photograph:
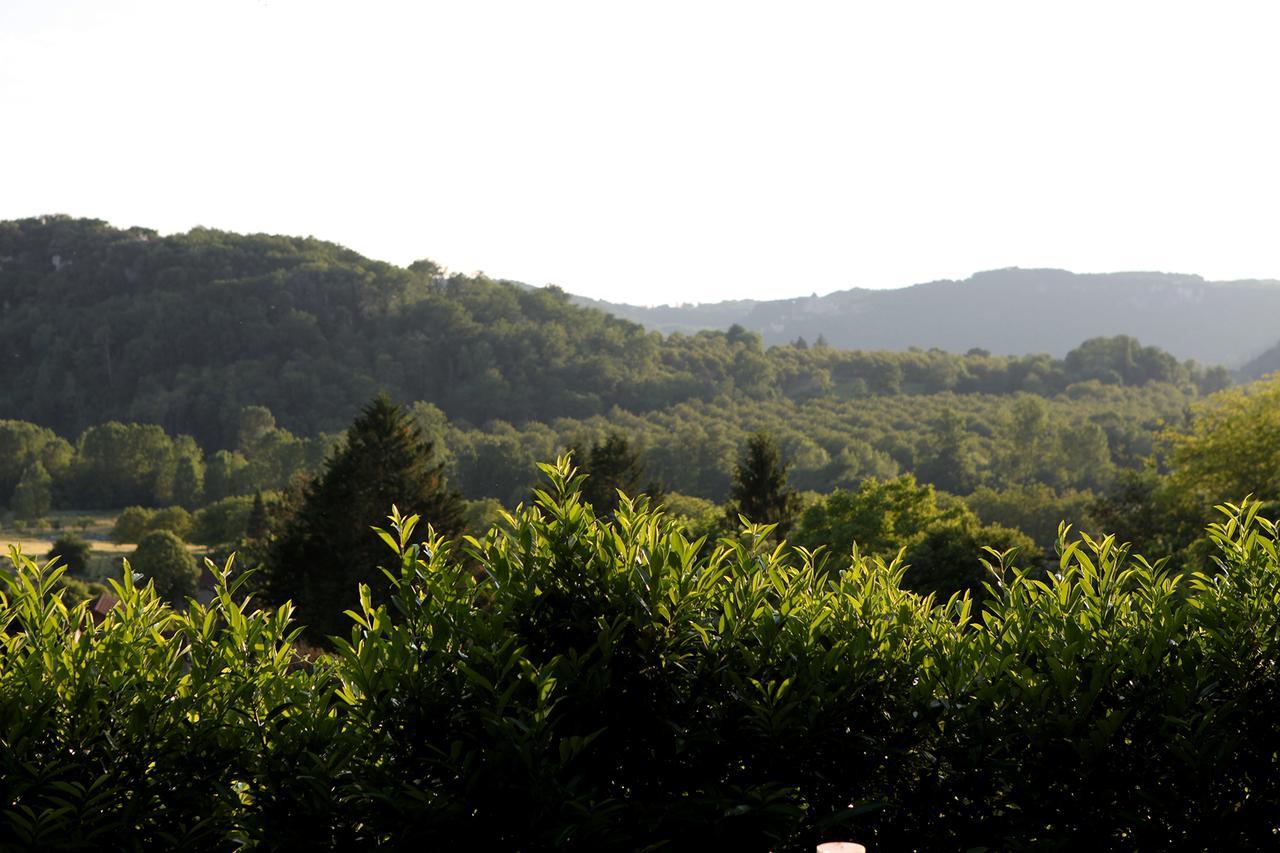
[[567, 268, 1280, 367]]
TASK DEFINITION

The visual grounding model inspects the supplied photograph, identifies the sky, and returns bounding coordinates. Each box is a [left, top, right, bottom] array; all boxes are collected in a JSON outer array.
[[3, 1, 1280, 305]]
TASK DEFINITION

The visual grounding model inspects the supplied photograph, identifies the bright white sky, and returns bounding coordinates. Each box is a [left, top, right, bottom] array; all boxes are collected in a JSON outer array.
[[3, 1, 1280, 304]]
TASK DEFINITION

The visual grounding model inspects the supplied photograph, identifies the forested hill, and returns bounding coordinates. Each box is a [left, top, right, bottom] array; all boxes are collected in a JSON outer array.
[[578, 268, 1280, 366], [0, 217, 1228, 449]]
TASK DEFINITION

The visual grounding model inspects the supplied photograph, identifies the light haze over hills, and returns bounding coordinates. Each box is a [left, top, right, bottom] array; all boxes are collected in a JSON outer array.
[[567, 269, 1280, 368]]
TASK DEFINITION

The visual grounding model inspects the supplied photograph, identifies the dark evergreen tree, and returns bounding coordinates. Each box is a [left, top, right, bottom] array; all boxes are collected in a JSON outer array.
[[574, 432, 661, 515], [246, 491, 270, 541], [725, 431, 800, 539], [264, 395, 465, 639]]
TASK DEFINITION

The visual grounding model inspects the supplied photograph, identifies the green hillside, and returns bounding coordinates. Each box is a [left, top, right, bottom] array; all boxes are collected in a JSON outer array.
[[0, 217, 1228, 453]]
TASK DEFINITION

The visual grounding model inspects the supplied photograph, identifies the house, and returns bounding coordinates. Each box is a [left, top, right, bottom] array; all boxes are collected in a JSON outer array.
[[88, 591, 120, 625]]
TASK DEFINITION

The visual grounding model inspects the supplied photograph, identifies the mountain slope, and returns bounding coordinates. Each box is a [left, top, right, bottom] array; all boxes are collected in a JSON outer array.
[[578, 268, 1280, 366]]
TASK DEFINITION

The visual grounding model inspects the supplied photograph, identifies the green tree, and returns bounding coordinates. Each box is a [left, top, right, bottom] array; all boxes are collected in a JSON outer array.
[[264, 394, 466, 638], [172, 453, 205, 508], [130, 530, 198, 601], [12, 462, 52, 520], [246, 491, 270, 541], [1163, 375, 1280, 506], [204, 449, 250, 503], [915, 408, 978, 494], [575, 432, 659, 515], [47, 534, 93, 576], [725, 431, 800, 538], [794, 474, 966, 562], [191, 495, 256, 547], [111, 506, 155, 544], [148, 506, 193, 541], [900, 517, 1040, 600]]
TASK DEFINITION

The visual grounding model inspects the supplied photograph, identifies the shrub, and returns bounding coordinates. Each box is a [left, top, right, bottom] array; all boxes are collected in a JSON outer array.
[[45, 535, 92, 576], [111, 505, 154, 544], [191, 495, 256, 546], [148, 505, 193, 540], [130, 530, 198, 600]]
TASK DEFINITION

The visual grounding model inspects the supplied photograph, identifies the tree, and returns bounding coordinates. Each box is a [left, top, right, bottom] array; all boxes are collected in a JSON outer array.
[[246, 491, 270, 541], [131, 530, 198, 601], [191, 495, 256, 547], [915, 409, 978, 495], [1163, 375, 1280, 507], [12, 462, 52, 520], [111, 506, 155, 544], [725, 431, 800, 539], [574, 432, 660, 515], [264, 395, 466, 639], [172, 454, 205, 508], [47, 535, 92, 576], [149, 506, 193, 541], [901, 518, 1040, 600], [794, 474, 966, 562]]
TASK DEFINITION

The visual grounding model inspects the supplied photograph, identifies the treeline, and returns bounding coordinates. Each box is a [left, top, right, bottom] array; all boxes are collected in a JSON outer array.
[[0, 409, 332, 515], [0, 382, 1191, 519], [0, 217, 1229, 449], [434, 381, 1196, 505]]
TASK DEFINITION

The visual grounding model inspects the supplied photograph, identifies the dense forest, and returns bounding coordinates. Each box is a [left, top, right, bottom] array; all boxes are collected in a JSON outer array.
[[0, 217, 1230, 450]]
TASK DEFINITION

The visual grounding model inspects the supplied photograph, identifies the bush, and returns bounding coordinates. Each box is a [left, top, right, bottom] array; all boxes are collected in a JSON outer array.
[[148, 506, 193, 541], [191, 495, 256, 546], [129, 530, 198, 600], [2, 461, 1280, 848], [54, 574, 109, 606], [111, 506, 154, 544], [900, 517, 1042, 598], [45, 535, 92, 576]]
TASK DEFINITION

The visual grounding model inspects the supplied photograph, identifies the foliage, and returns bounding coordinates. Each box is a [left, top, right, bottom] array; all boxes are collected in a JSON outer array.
[[130, 530, 198, 601], [11, 461, 53, 520], [900, 517, 1040, 599], [725, 431, 800, 538], [52, 573, 109, 606], [572, 431, 659, 515], [111, 504, 193, 543], [110, 506, 153, 544], [263, 395, 465, 638], [0, 218, 1226, 454], [1163, 374, 1280, 507], [149, 506, 193, 540], [793, 474, 966, 560], [660, 492, 723, 540], [45, 535, 92, 576], [191, 494, 257, 547], [966, 483, 1098, 550], [3, 466, 1280, 848]]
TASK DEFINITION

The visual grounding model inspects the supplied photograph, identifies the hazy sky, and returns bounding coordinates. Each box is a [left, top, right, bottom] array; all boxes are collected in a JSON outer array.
[[3, 1, 1280, 304]]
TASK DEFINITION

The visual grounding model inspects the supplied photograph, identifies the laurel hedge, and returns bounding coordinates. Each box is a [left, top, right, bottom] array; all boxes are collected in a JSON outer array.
[[3, 459, 1279, 850]]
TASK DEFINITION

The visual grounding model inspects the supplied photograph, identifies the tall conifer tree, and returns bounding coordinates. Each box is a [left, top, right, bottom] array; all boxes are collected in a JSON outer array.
[[725, 431, 800, 539], [265, 394, 464, 638], [574, 432, 662, 515]]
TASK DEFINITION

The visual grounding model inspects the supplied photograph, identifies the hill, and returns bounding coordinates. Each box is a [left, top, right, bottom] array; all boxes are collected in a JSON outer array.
[[578, 268, 1280, 366], [0, 217, 1227, 453]]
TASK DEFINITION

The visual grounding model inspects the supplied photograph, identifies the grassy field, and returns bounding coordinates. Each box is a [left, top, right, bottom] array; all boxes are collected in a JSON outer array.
[[3, 510, 141, 580]]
